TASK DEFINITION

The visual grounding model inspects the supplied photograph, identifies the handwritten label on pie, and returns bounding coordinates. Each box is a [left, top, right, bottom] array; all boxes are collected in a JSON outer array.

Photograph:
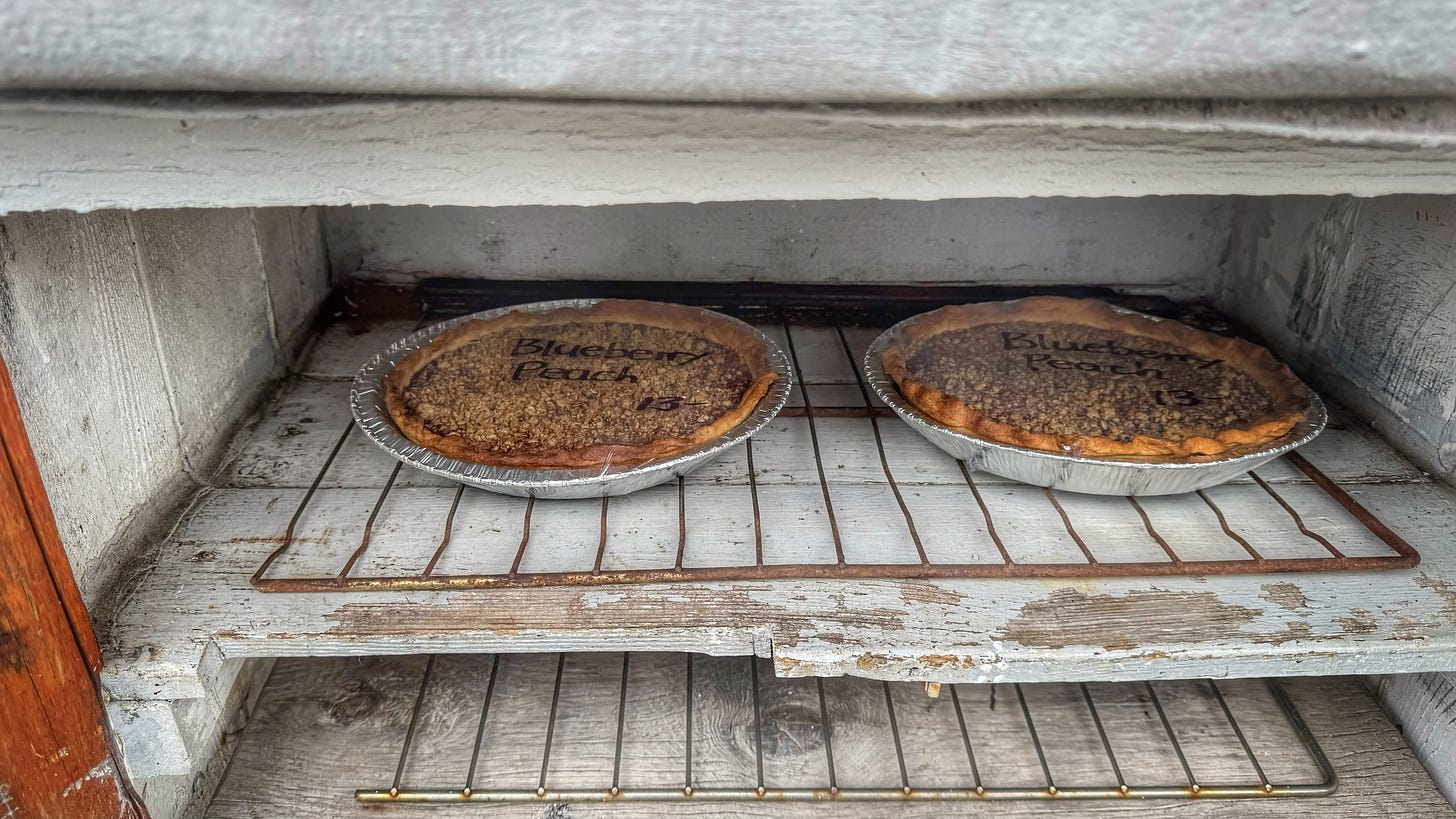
[[509, 337, 712, 385], [1000, 331, 1224, 381], [634, 396, 709, 412]]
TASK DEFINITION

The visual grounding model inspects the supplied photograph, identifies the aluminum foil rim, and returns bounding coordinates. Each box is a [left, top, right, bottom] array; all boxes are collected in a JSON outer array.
[[350, 299, 794, 492], [862, 310, 1328, 473]]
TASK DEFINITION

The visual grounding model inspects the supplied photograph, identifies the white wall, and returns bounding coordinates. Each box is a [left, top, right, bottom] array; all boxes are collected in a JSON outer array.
[[0, 207, 329, 606], [5, 0, 1454, 101], [1224, 196, 1456, 806], [1380, 674, 1456, 805], [1222, 195, 1456, 482], [326, 198, 1232, 299]]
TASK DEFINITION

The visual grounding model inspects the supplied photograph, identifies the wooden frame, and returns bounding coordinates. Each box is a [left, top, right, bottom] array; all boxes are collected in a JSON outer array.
[[0, 355, 144, 818], [4, 96, 1456, 215]]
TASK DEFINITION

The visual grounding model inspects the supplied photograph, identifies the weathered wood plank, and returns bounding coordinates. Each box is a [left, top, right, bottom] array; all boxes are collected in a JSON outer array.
[[1379, 672, 1456, 804], [131, 208, 280, 467], [98, 475, 1456, 703], [326, 200, 1229, 296], [0, 386, 141, 818], [97, 311, 1456, 702], [1225, 195, 1456, 483], [9, 1, 1456, 102], [0, 209, 183, 603], [205, 658, 1453, 818], [252, 206, 331, 353], [8, 96, 1456, 214], [0, 206, 335, 608]]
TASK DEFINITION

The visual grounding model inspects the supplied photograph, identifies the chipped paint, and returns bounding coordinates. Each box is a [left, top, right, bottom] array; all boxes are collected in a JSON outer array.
[[1392, 615, 1433, 642], [917, 653, 966, 670], [1001, 588, 1261, 650], [1335, 610, 1379, 635], [579, 591, 626, 609], [1416, 573, 1456, 625], [1250, 621, 1315, 645], [61, 759, 114, 798], [1261, 582, 1310, 612], [899, 583, 966, 606], [856, 653, 888, 671]]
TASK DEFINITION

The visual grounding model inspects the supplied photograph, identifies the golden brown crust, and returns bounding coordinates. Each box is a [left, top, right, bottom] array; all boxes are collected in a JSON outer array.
[[882, 297, 1310, 460], [384, 300, 777, 468]]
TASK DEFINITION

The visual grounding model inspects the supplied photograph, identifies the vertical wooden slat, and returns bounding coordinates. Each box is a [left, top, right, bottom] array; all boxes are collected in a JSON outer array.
[[0, 356, 99, 670], [0, 355, 143, 818]]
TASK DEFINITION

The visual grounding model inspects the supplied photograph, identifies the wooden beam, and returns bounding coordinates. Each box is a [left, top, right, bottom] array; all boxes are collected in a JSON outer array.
[[0, 355, 142, 817], [0, 355, 99, 671], [5, 96, 1456, 213]]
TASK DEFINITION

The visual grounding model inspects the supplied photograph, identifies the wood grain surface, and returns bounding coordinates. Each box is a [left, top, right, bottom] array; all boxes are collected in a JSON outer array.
[[0, 354, 141, 818], [7, 0, 1456, 101], [6, 96, 1456, 214], [323, 199, 1229, 299], [0, 207, 330, 606], [204, 654, 1454, 817], [96, 320, 1456, 709]]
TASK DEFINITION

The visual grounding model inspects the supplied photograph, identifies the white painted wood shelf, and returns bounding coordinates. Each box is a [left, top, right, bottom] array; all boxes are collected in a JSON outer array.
[[6, 95, 1456, 215], [206, 655, 1453, 818], [100, 317, 1456, 705]]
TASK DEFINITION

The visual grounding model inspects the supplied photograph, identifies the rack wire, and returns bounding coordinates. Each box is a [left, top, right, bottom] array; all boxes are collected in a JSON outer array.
[[355, 652, 1336, 804], [251, 310, 1419, 592]]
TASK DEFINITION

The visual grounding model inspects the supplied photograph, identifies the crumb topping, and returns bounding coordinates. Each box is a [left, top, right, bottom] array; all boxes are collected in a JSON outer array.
[[906, 321, 1275, 442], [403, 320, 754, 455]]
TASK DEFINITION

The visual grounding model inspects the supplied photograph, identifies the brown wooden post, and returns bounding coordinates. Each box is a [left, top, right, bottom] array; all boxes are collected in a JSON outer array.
[[0, 356, 146, 818]]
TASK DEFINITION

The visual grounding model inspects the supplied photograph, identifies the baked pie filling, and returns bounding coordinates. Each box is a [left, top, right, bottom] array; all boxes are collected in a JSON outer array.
[[385, 301, 777, 468], [882, 298, 1310, 459]]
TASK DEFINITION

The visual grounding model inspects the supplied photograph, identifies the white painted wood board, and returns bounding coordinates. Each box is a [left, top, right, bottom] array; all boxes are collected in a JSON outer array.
[[1223, 194, 1456, 482], [6, 0, 1456, 102], [97, 319, 1455, 704], [252, 207, 330, 353], [1379, 672, 1456, 805], [324, 199, 1229, 298], [0, 209, 184, 603], [7, 96, 1456, 214], [0, 207, 332, 605], [204, 658, 1453, 818], [131, 209, 280, 468]]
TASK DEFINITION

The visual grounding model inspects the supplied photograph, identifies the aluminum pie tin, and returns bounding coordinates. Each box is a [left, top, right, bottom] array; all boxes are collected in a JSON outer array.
[[352, 299, 793, 499], [863, 312, 1327, 496]]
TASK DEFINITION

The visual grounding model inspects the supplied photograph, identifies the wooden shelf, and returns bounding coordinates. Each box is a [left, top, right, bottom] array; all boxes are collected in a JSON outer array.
[[5, 95, 1456, 214], [98, 316, 1456, 706], [206, 656, 1451, 818]]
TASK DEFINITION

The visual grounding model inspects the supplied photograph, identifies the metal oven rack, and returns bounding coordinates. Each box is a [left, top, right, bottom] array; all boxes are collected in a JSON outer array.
[[250, 295, 1419, 593], [355, 652, 1336, 804]]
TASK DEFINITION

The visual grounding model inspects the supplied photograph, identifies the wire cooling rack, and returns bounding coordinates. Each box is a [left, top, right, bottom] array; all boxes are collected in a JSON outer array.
[[356, 652, 1335, 804], [252, 305, 1417, 593]]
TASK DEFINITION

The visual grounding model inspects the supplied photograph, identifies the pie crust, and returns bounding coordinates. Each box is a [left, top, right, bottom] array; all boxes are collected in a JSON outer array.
[[384, 300, 778, 468], [881, 297, 1311, 459]]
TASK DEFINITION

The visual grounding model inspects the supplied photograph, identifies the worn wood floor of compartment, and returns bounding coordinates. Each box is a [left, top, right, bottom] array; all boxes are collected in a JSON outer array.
[[205, 653, 1453, 818]]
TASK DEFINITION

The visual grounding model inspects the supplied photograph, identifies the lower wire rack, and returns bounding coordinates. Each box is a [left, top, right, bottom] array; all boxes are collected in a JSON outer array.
[[356, 653, 1336, 804]]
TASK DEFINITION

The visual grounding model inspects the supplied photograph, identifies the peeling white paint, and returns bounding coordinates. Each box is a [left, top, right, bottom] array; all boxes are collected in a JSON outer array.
[[579, 591, 627, 609], [60, 759, 113, 798]]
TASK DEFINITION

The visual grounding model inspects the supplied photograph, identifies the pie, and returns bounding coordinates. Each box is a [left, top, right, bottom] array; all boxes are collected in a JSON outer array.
[[881, 297, 1311, 459], [384, 300, 778, 468]]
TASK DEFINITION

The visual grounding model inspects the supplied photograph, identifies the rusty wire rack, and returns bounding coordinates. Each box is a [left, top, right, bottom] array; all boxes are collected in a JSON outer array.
[[251, 307, 1419, 593], [355, 652, 1336, 804]]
